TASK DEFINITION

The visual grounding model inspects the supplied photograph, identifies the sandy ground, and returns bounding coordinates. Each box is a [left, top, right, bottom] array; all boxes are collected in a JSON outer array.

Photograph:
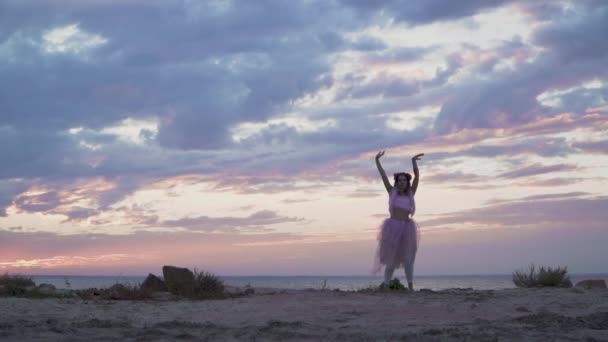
[[1, 287, 607, 341]]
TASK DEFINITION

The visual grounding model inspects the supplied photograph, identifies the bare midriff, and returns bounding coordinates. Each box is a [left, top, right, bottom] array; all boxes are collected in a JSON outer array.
[[391, 207, 411, 221]]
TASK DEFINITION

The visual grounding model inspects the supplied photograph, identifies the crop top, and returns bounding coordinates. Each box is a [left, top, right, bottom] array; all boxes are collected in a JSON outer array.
[[388, 188, 416, 217]]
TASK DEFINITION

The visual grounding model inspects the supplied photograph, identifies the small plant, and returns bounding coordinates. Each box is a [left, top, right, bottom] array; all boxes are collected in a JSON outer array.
[[376, 278, 407, 291], [192, 269, 225, 299], [512, 264, 572, 288], [387, 278, 406, 290]]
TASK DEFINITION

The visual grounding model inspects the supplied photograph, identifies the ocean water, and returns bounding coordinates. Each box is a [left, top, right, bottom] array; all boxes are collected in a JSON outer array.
[[28, 274, 608, 291]]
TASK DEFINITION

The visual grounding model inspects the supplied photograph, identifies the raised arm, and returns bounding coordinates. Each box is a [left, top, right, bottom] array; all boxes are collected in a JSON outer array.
[[375, 151, 392, 193], [411, 153, 424, 195]]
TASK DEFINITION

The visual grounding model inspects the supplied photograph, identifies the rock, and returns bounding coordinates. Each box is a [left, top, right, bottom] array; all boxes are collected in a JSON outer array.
[[162, 265, 195, 297], [107, 284, 129, 299], [141, 273, 168, 292], [38, 283, 57, 295], [575, 279, 607, 289]]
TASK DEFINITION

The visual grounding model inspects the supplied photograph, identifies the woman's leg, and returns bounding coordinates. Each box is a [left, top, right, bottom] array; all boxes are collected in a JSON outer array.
[[404, 222, 418, 291], [404, 263, 414, 291], [384, 266, 395, 284]]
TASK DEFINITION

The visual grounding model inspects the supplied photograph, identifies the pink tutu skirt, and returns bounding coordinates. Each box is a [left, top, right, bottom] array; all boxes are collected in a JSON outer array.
[[373, 218, 420, 272]]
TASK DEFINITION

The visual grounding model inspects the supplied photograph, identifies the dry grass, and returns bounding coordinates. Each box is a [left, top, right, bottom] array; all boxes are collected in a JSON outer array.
[[0, 273, 37, 297], [512, 264, 572, 288], [75, 283, 153, 300], [192, 269, 226, 299], [0, 273, 35, 287]]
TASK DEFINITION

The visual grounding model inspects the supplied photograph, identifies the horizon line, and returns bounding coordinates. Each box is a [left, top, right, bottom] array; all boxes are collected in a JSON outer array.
[[22, 272, 608, 278]]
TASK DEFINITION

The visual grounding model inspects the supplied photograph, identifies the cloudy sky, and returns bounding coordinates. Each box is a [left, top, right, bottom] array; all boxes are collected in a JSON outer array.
[[1, 0, 607, 276]]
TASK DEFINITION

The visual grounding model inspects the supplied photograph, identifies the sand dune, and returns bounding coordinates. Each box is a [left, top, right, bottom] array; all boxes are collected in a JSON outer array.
[[1, 287, 607, 341]]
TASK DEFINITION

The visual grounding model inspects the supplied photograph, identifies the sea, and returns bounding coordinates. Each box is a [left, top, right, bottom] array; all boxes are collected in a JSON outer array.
[[28, 274, 608, 291]]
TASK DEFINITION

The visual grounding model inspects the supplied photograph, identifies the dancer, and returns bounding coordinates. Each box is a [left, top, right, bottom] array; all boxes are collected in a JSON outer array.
[[374, 150, 423, 291]]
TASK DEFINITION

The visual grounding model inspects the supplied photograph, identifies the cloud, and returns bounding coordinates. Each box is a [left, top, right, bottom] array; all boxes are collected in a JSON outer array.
[[424, 171, 487, 184], [0, 0, 606, 229], [497, 163, 579, 178], [0, 180, 30, 216], [432, 2, 608, 135], [573, 140, 608, 154], [14, 190, 61, 212], [160, 210, 305, 232], [341, 0, 508, 26], [419, 196, 608, 229], [532, 2, 608, 63], [336, 73, 421, 100], [485, 191, 590, 205]]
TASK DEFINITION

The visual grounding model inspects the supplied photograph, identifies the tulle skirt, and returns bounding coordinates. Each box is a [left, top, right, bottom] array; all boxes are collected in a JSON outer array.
[[373, 218, 420, 272]]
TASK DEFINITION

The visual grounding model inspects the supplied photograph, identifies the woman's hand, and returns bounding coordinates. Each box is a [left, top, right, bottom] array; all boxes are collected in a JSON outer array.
[[412, 153, 424, 161], [376, 150, 385, 161]]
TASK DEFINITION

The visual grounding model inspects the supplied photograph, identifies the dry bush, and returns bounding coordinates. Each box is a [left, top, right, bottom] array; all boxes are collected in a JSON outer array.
[[193, 269, 225, 299], [0, 273, 36, 297], [0, 273, 35, 287], [76, 283, 153, 300], [512, 264, 572, 288]]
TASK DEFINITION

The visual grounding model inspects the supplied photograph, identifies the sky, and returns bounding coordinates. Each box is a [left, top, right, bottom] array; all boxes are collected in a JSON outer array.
[[0, 0, 607, 276]]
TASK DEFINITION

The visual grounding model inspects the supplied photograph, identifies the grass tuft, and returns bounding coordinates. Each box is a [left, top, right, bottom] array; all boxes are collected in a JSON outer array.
[[192, 269, 225, 299], [512, 264, 572, 288]]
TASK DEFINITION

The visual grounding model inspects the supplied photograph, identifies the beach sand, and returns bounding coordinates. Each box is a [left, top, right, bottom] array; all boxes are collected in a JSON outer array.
[[1, 287, 607, 341]]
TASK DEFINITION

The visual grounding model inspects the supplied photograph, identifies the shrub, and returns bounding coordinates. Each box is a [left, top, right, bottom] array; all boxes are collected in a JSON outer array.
[[75, 283, 153, 300], [0, 273, 35, 287], [512, 264, 572, 288], [387, 278, 407, 290], [0, 273, 36, 297], [192, 269, 225, 299]]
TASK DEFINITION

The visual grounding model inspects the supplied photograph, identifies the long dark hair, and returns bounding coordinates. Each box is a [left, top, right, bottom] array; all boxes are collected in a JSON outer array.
[[393, 172, 412, 193]]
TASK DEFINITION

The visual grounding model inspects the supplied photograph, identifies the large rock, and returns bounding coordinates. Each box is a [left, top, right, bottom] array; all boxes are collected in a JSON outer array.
[[162, 266, 195, 297], [575, 279, 607, 289], [141, 273, 167, 292]]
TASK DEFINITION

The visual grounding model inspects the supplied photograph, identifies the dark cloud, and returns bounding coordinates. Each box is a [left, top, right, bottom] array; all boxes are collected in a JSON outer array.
[[533, 2, 608, 63], [0, 180, 30, 216], [14, 191, 60, 212], [0, 0, 353, 150], [341, 0, 508, 25], [573, 140, 608, 154]]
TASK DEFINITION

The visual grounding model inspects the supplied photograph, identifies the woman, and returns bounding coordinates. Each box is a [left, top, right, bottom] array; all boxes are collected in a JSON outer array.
[[374, 150, 423, 291]]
